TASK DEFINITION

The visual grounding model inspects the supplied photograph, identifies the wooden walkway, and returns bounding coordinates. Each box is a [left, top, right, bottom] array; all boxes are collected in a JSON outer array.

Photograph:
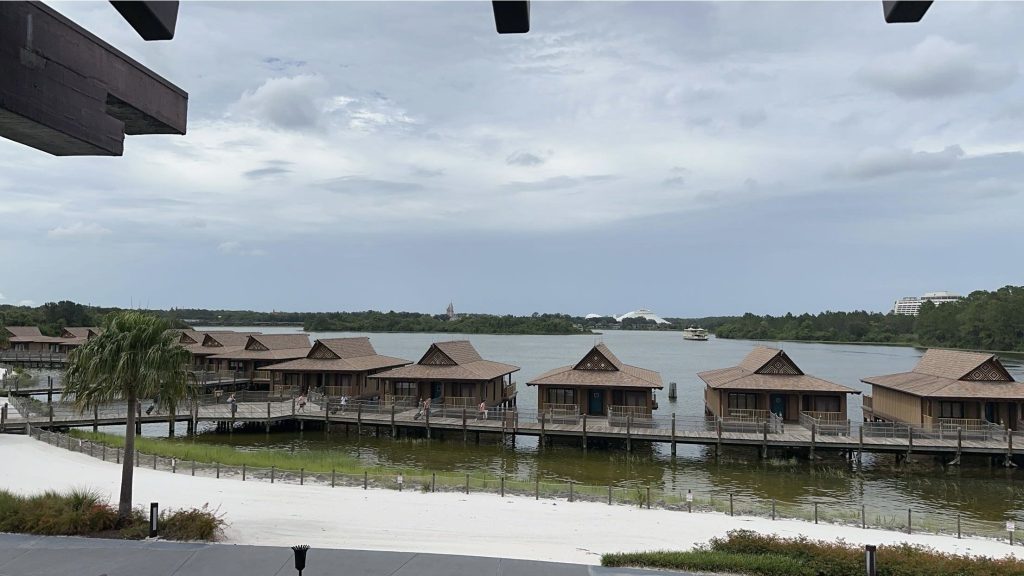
[[2, 399, 1021, 460]]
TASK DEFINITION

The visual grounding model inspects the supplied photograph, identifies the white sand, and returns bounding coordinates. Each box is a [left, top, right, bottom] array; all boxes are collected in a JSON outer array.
[[0, 434, 1020, 565]]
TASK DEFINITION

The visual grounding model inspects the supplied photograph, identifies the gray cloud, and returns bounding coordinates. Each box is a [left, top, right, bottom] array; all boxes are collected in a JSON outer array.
[[506, 151, 546, 167], [409, 166, 445, 178], [860, 36, 1016, 99], [737, 109, 767, 128], [661, 176, 686, 188], [841, 145, 964, 179], [244, 166, 292, 179], [503, 175, 617, 192], [234, 74, 329, 130], [47, 222, 112, 239], [218, 241, 266, 257], [318, 176, 425, 195]]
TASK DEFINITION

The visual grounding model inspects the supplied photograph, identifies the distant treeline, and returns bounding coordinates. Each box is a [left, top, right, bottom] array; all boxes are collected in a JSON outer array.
[[714, 285, 1024, 352], [305, 311, 586, 335]]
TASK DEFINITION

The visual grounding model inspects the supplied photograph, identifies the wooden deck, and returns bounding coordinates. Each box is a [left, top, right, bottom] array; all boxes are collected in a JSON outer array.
[[2, 398, 1021, 460]]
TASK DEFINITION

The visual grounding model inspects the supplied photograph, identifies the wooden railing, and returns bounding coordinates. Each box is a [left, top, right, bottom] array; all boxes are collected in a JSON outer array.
[[608, 405, 654, 427], [502, 381, 517, 398], [251, 370, 272, 382], [799, 411, 850, 436], [721, 409, 783, 434], [541, 403, 579, 424]]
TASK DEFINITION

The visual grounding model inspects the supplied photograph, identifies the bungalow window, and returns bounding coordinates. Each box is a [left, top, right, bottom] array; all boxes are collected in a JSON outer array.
[[939, 401, 965, 419], [811, 395, 841, 413], [394, 382, 417, 397], [624, 391, 647, 407], [728, 393, 758, 411], [548, 388, 576, 406]]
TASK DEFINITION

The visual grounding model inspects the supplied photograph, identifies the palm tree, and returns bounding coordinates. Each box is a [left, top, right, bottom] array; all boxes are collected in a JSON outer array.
[[63, 311, 195, 522]]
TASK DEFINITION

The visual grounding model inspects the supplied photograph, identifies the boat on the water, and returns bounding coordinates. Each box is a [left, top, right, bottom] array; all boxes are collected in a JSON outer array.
[[682, 326, 708, 341]]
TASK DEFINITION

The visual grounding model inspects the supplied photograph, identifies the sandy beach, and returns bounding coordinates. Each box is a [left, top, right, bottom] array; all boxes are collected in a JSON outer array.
[[0, 433, 1020, 565]]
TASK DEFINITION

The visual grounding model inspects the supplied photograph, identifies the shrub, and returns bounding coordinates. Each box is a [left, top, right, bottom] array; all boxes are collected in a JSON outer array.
[[161, 504, 225, 542], [602, 531, 1024, 576], [0, 489, 222, 541]]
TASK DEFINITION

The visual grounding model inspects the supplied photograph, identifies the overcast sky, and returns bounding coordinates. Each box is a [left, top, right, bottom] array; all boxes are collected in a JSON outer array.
[[2, 1, 1022, 317]]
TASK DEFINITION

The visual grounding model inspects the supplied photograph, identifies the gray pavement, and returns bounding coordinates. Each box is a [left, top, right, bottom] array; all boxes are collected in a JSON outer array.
[[0, 533, 699, 576]]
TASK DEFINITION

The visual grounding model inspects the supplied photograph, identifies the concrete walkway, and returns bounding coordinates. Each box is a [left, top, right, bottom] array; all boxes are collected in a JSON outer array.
[[0, 534, 697, 576]]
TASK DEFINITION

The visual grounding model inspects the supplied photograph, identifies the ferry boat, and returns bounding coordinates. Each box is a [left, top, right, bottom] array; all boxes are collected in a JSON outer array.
[[682, 326, 708, 341]]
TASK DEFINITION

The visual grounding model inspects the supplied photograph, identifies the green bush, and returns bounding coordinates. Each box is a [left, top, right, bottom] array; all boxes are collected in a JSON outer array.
[[161, 504, 224, 541], [602, 530, 1024, 576], [0, 488, 222, 541]]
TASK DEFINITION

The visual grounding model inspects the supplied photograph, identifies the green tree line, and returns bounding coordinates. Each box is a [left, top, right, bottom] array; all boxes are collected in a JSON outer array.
[[714, 285, 1024, 352]]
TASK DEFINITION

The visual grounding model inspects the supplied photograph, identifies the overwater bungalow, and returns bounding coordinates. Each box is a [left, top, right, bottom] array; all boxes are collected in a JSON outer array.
[[862, 349, 1023, 430], [182, 331, 261, 371], [368, 340, 519, 410], [56, 327, 102, 353], [206, 334, 311, 383], [526, 343, 663, 422], [1, 326, 65, 353], [262, 337, 411, 399], [699, 346, 859, 426]]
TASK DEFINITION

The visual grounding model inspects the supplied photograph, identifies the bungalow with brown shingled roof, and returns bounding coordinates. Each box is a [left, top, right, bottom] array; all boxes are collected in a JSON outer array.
[[368, 340, 519, 410], [262, 337, 411, 399], [699, 346, 859, 424], [207, 334, 311, 383], [181, 331, 261, 371], [1, 326, 66, 353], [527, 343, 662, 422], [56, 327, 102, 353], [862, 349, 1023, 430]]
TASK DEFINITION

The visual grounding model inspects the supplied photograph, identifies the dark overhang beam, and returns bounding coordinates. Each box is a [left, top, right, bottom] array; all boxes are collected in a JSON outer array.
[[0, 2, 188, 156], [110, 1, 179, 41], [493, 1, 530, 34], [883, 1, 933, 23]]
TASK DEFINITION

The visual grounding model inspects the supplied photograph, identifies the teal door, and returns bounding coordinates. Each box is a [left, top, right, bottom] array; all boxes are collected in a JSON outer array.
[[431, 382, 443, 400], [770, 394, 786, 419], [588, 390, 604, 416]]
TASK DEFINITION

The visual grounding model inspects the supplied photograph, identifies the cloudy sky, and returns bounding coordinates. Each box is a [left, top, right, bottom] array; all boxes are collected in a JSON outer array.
[[2, 1, 1022, 317]]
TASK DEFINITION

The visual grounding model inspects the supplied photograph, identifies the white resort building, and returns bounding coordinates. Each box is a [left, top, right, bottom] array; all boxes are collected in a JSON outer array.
[[891, 291, 963, 316], [615, 308, 670, 325]]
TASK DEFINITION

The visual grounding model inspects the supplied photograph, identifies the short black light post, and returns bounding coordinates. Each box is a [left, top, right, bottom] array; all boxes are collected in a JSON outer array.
[[292, 544, 310, 575], [864, 544, 877, 576], [149, 502, 159, 538]]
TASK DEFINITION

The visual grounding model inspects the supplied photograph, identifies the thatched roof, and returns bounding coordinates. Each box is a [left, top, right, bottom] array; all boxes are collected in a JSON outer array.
[[183, 331, 262, 356], [862, 349, 1023, 399], [368, 340, 518, 382], [262, 337, 411, 373], [699, 346, 858, 394], [527, 343, 663, 389], [207, 334, 310, 361], [3, 326, 65, 344]]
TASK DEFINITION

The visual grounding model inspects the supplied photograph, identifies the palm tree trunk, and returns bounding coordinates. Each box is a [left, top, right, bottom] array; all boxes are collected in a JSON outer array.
[[119, 390, 137, 523]]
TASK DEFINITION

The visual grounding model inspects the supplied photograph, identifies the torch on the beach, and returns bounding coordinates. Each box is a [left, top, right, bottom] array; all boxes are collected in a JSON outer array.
[[292, 544, 310, 575]]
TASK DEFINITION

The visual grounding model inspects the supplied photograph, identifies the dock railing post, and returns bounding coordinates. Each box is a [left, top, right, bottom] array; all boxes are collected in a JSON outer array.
[[1007, 429, 1015, 468], [540, 410, 546, 447], [358, 403, 363, 435], [907, 426, 913, 458], [762, 421, 768, 459], [392, 403, 397, 437], [956, 427, 963, 463], [1, 404, 6, 432], [93, 405, 99, 432], [424, 403, 429, 439], [462, 407, 467, 443], [716, 418, 723, 458], [48, 404, 54, 429], [810, 423, 816, 460]]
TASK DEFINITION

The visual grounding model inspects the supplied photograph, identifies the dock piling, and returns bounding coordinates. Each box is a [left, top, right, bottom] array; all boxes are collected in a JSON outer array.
[[671, 413, 676, 456], [582, 414, 587, 451], [626, 415, 632, 452], [810, 423, 816, 460]]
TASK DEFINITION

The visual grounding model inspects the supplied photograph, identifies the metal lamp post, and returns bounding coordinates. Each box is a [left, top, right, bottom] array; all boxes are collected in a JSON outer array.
[[292, 545, 309, 576]]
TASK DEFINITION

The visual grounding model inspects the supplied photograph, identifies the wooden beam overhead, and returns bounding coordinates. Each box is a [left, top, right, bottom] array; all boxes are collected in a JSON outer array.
[[110, 1, 179, 40], [883, 1, 933, 23], [492, 1, 530, 34]]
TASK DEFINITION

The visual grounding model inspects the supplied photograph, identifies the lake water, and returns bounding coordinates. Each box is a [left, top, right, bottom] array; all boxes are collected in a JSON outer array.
[[39, 328, 1024, 524]]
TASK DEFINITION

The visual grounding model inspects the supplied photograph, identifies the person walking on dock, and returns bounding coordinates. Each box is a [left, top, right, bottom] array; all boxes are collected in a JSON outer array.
[[297, 394, 307, 412], [478, 401, 488, 421], [227, 393, 237, 417]]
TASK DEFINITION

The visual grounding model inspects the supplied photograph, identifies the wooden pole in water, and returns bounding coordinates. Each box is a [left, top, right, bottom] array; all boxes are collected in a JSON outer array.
[[540, 410, 546, 447], [357, 403, 363, 435], [810, 423, 816, 460], [671, 413, 676, 456], [391, 403, 397, 437], [424, 403, 429, 439], [582, 413, 587, 451], [462, 407, 467, 443], [626, 415, 632, 453]]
